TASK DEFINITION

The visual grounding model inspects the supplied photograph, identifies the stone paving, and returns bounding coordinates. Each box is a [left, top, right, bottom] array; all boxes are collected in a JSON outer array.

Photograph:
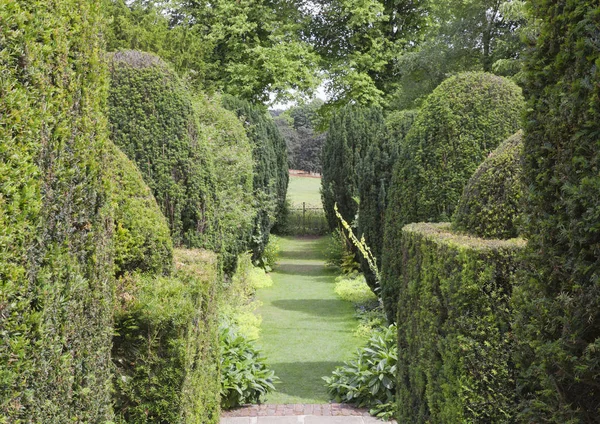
[[220, 404, 396, 424]]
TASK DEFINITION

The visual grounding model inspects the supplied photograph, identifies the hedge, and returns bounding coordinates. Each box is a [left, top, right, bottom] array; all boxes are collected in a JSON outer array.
[[195, 94, 256, 273], [0, 1, 115, 421], [395, 223, 525, 423], [112, 249, 220, 423], [453, 131, 524, 239], [108, 50, 216, 248], [109, 143, 173, 277], [221, 96, 288, 262], [514, 1, 600, 421], [382, 72, 523, 322]]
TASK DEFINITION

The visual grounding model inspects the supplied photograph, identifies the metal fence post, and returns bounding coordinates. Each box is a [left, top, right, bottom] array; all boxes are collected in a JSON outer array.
[[303, 202, 306, 234]]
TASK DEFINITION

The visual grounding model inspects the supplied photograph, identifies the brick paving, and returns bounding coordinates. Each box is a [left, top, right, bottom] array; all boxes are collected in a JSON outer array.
[[222, 404, 372, 417]]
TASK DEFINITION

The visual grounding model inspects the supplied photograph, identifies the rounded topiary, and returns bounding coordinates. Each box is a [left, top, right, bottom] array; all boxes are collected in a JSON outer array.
[[453, 131, 524, 239], [381, 71, 524, 322], [108, 50, 215, 248], [109, 143, 173, 276]]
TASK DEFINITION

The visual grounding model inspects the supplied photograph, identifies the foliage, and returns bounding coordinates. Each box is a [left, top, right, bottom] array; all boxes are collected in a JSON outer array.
[[356, 109, 417, 291], [324, 229, 360, 274], [453, 131, 524, 239], [112, 250, 220, 423], [108, 50, 215, 248], [259, 235, 282, 272], [219, 326, 278, 409], [321, 105, 386, 231], [513, 1, 600, 421], [0, 1, 115, 421], [194, 93, 256, 273], [323, 325, 398, 420], [222, 96, 289, 262], [382, 72, 524, 320], [334, 273, 377, 305], [394, 223, 524, 423], [105, 0, 320, 103], [109, 143, 173, 276]]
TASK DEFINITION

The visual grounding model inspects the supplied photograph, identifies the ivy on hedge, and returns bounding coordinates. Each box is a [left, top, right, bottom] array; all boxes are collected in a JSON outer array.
[[112, 249, 220, 423], [453, 131, 524, 239], [382, 71, 524, 322], [0, 1, 115, 420], [395, 223, 524, 423], [514, 1, 600, 421], [221, 96, 289, 262]]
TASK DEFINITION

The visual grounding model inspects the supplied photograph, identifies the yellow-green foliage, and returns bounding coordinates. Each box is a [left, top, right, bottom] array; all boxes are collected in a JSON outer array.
[[334, 274, 377, 305], [109, 143, 173, 276], [395, 223, 524, 423], [0, 2, 115, 421], [113, 249, 220, 423], [453, 131, 524, 239]]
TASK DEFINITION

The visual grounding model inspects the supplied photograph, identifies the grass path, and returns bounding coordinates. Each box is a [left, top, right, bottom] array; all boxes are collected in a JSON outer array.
[[256, 236, 363, 404]]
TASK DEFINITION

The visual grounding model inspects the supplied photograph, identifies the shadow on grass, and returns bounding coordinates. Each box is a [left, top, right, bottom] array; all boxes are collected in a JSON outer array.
[[269, 361, 343, 401], [271, 299, 353, 318], [279, 248, 326, 262], [274, 263, 331, 277]]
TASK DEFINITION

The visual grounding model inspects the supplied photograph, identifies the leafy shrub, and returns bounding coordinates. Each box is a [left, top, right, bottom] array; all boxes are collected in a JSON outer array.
[[453, 131, 524, 239], [257, 234, 282, 271], [108, 50, 216, 248], [109, 143, 173, 276], [112, 250, 220, 423], [334, 273, 377, 305], [395, 223, 524, 423], [324, 325, 398, 420], [325, 229, 360, 273], [221, 96, 289, 262], [220, 326, 278, 409], [513, 1, 600, 421], [382, 72, 524, 323], [0, 2, 115, 420]]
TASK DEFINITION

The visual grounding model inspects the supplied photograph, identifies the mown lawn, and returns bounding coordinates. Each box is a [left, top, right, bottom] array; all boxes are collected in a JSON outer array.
[[287, 176, 322, 208], [255, 236, 362, 404]]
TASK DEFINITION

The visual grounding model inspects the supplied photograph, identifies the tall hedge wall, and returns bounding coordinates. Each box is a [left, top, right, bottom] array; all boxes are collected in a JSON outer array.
[[195, 94, 256, 273], [113, 249, 220, 423], [0, 1, 115, 421], [321, 106, 386, 231], [108, 50, 216, 248], [514, 1, 600, 421], [396, 223, 525, 423], [355, 110, 415, 291], [109, 143, 173, 276], [221, 96, 288, 261], [382, 72, 524, 321], [453, 131, 524, 239]]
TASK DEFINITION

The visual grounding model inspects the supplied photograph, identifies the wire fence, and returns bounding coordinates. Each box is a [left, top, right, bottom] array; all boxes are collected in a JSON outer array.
[[284, 202, 329, 236]]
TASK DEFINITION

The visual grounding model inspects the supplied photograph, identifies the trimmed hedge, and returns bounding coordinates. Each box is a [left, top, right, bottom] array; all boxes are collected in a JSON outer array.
[[221, 96, 288, 262], [453, 131, 524, 239], [382, 72, 523, 321], [108, 50, 216, 248], [0, 1, 115, 421], [113, 249, 220, 423], [395, 223, 525, 423], [514, 1, 600, 421], [109, 143, 173, 276], [195, 94, 256, 273]]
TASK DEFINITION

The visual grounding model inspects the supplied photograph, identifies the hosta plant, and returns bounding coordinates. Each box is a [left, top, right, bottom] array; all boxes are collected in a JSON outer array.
[[220, 326, 278, 409], [323, 325, 397, 419]]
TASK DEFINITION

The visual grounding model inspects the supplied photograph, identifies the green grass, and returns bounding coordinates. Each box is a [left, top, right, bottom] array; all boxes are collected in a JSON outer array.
[[255, 236, 363, 404], [287, 176, 323, 208]]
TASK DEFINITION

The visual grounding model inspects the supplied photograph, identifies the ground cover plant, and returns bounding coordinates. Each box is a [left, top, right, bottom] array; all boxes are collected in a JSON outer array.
[[0, 2, 115, 420]]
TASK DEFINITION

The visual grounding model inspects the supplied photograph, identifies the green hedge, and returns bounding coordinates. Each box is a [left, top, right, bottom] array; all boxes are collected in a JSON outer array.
[[110, 143, 173, 276], [382, 72, 523, 322], [395, 223, 524, 423], [514, 1, 600, 421], [113, 249, 220, 423], [0, 1, 115, 421], [453, 131, 524, 239], [108, 50, 216, 248], [221, 96, 288, 262]]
